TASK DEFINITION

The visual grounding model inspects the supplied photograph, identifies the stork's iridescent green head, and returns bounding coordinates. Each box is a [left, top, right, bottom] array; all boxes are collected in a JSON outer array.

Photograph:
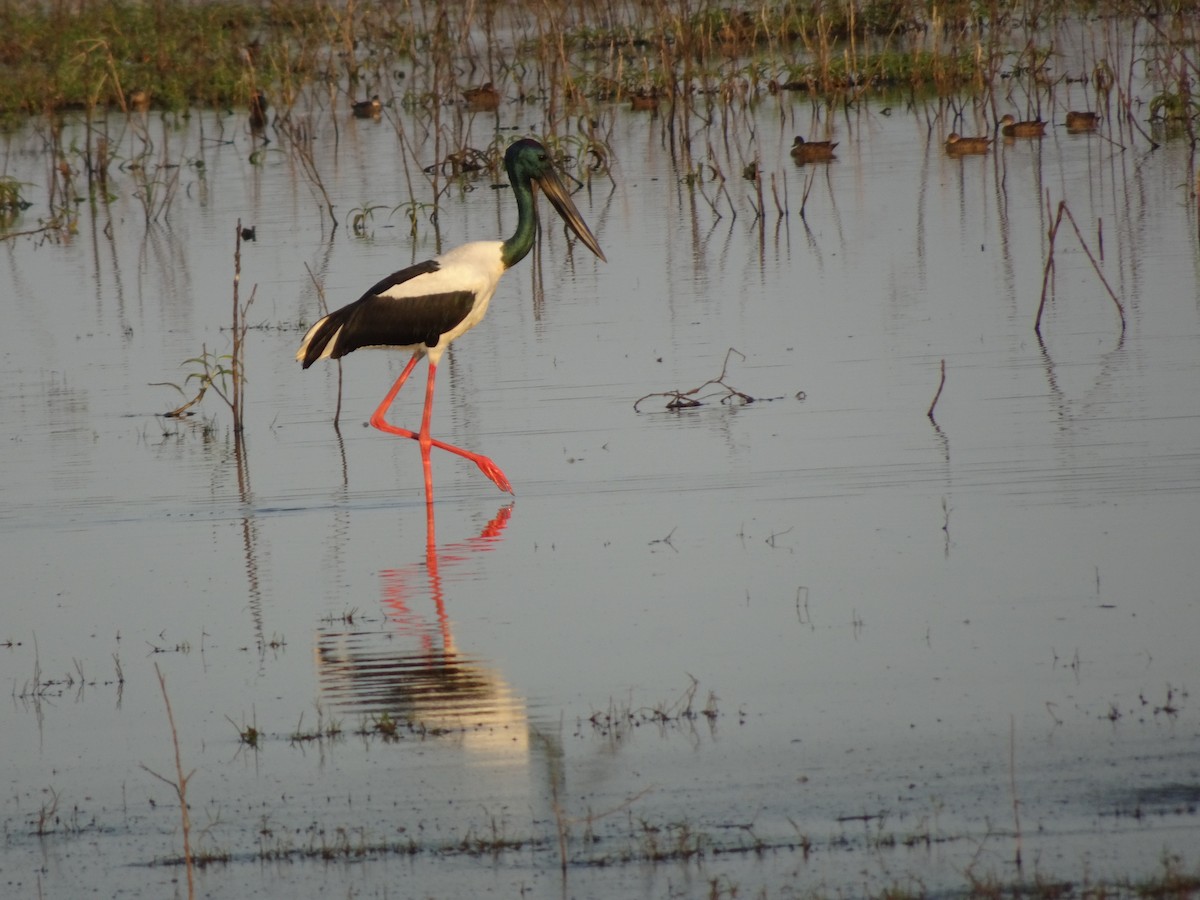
[[501, 139, 606, 269]]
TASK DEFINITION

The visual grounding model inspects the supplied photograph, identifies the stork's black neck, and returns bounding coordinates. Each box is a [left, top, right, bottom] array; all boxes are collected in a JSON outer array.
[[500, 165, 538, 270]]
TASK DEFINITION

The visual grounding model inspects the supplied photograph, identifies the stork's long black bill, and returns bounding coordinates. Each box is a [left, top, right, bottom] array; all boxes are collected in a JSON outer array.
[[535, 171, 607, 263]]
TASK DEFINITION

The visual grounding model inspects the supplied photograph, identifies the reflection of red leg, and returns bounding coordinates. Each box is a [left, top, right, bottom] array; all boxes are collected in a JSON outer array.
[[424, 489, 450, 649], [378, 498, 512, 660], [480, 505, 513, 539], [369, 355, 513, 494]]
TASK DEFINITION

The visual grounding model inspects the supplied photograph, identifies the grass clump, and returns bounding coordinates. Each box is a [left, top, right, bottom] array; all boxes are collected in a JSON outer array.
[[1130, 851, 1200, 898], [2, 0, 1197, 138], [779, 48, 983, 93], [0, 175, 32, 227], [0, 0, 329, 116]]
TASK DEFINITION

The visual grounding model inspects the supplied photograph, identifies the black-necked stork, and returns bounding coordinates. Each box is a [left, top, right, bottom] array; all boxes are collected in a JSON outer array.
[[296, 138, 606, 495]]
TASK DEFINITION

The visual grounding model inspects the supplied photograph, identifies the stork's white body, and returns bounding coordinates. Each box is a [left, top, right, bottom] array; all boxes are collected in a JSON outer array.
[[297, 240, 507, 367]]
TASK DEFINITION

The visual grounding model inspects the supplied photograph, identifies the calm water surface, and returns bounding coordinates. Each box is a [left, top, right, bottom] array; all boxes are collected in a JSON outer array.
[[2, 78, 1199, 898]]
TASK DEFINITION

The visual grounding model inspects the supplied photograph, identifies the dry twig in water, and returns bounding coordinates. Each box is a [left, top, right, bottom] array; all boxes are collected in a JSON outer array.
[[1035, 197, 1126, 338], [140, 664, 195, 900], [927, 358, 946, 422], [303, 262, 342, 427], [634, 348, 760, 411]]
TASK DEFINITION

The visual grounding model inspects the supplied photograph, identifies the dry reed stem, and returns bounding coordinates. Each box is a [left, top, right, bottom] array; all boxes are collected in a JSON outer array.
[[1035, 196, 1126, 338], [798, 170, 816, 220], [303, 262, 342, 427], [927, 358, 946, 422], [232, 221, 244, 434], [279, 116, 338, 232], [1010, 714, 1023, 873], [551, 783, 656, 874], [140, 664, 195, 900]]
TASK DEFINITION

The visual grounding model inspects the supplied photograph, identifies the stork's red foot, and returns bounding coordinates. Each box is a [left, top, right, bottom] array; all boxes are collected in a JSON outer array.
[[472, 455, 513, 494], [369, 413, 512, 492]]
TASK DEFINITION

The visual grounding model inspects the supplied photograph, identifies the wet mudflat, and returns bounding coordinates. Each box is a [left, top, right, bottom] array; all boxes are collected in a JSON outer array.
[[3, 47, 1200, 900]]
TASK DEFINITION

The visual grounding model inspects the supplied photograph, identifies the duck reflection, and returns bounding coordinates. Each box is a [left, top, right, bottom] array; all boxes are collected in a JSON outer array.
[[315, 498, 525, 761]]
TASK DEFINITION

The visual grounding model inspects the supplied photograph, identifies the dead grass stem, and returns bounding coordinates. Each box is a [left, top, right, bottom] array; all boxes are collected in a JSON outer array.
[[139, 664, 195, 900]]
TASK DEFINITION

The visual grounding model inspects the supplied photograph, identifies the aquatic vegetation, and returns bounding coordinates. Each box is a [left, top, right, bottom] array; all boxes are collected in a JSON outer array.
[[0, 0, 304, 114], [1149, 88, 1200, 124], [226, 713, 261, 748], [0, 0, 1188, 128], [0, 0, 1195, 249], [346, 202, 388, 238], [583, 675, 721, 742], [390, 197, 437, 238], [1132, 851, 1200, 898], [0, 175, 32, 220], [139, 665, 196, 900], [0, 171, 76, 241], [154, 223, 256, 431], [155, 345, 237, 423], [288, 706, 344, 744]]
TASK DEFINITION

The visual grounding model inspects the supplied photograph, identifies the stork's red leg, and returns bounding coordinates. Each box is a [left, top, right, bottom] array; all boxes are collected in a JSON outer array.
[[368, 353, 422, 432], [369, 354, 513, 494]]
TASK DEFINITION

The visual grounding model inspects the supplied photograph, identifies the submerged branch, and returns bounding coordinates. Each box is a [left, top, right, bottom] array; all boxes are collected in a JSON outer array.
[[634, 348, 768, 412], [1035, 198, 1126, 339]]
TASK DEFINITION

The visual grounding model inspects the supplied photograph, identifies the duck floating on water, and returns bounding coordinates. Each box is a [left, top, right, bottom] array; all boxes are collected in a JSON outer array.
[[249, 89, 269, 131], [1065, 110, 1099, 132], [945, 133, 991, 154], [462, 82, 500, 111], [352, 95, 382, 119], [999, 114, 1046, 138], [790, 136, 838, 163]]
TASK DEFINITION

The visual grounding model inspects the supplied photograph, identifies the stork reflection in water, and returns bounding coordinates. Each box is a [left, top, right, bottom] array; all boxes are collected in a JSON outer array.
[[315, 492, 523, 754]]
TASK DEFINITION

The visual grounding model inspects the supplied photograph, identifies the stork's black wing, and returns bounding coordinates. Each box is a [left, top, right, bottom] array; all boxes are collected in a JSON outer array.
[[298, 260, 475, 367]]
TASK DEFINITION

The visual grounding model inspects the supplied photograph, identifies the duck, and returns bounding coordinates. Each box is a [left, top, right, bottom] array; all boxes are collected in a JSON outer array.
[[1065, 110, 1100, 132], [462, 82, 500, 111], [248, 89, 269, 131], [945, 133, 991, 154], [790, 136, 837, 163], [630, 89, 659, 111], [352, 95, 382, 119], [999, 114, 1046, 137]]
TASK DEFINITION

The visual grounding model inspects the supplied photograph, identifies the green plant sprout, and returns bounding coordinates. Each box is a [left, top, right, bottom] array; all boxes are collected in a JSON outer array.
[[154, 345, 238, 420]]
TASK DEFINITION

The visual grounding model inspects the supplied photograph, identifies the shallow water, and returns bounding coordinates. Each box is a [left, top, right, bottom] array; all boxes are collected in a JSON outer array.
[[3, 68, 1200, 899]]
